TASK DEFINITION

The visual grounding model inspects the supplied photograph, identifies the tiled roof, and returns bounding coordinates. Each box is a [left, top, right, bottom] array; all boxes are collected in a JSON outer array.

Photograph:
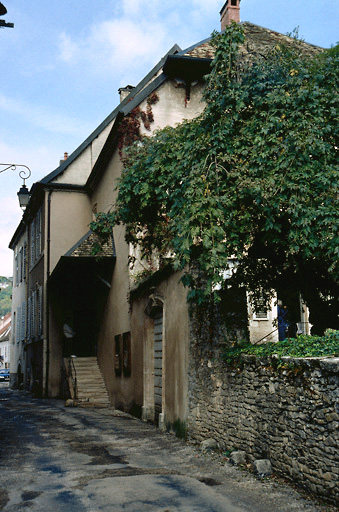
[[0, 326, 10, 341], [65, 231, 115, 259], [184, 22, 321, 60]]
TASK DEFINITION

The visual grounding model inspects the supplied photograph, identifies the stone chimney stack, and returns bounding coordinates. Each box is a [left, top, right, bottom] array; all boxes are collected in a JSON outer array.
[[220, 0, 241, 31], [118, 85, 135, 103]]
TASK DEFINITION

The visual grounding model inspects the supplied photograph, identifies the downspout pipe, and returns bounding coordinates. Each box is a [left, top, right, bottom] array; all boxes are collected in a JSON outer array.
[[44, 189, 52, 398]]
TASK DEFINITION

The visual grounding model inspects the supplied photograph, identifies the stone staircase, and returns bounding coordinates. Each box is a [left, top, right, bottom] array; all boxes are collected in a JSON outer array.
[[71, 357, 111, 408]]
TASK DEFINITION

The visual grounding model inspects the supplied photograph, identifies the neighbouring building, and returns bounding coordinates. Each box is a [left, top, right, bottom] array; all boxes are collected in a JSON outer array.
[[0, 313, 11, 369], [10, 1, 316, 422]]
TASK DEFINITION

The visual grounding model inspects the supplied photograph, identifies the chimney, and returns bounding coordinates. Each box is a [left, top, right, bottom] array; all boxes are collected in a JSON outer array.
[[60, 152, 68, 166], [118, 85, 135, 103], [220, 0, 240, 31]]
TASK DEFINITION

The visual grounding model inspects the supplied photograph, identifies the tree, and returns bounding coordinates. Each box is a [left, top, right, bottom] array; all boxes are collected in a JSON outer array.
[[0, 277, 12, 317], [92, 24, 339, 333]]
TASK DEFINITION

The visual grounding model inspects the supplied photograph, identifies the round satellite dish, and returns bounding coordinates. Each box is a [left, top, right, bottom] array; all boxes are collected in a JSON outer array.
[[0, 3, 7, 16]]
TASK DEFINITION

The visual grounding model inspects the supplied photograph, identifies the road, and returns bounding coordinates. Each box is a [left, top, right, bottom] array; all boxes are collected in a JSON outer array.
[[0, 385, 329, 511]]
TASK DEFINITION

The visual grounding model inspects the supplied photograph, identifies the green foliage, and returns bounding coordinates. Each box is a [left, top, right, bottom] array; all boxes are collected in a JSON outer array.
[[0, 277, 12, 317], [223, 329, 339, 365], [92, 23, 339, 326]]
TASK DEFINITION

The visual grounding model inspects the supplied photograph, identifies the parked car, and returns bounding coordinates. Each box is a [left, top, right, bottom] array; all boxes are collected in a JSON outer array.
[[0, 369, 10, 381]]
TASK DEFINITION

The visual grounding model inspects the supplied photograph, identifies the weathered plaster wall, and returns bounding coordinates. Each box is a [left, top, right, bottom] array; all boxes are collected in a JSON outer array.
[[49, 190, 92, 273], [54, 122, 114, 185], [92, 149, 141, 412], [131, 271, 189, 426], [10, 227, 28, 388], [188, 340, 339, 504]]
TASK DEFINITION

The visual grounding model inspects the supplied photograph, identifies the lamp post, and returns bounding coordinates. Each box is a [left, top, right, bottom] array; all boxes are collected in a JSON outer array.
[[0, 163, 32, 210], [0, 2, 14, 29]]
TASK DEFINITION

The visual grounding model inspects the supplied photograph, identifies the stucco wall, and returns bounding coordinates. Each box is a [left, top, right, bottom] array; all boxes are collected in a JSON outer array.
[[130, 270, 189, 426], [10, 228, 28, 388], [48, 190, 92, 273], [54, 121, 114, 185], [187, 338, 339, 504]]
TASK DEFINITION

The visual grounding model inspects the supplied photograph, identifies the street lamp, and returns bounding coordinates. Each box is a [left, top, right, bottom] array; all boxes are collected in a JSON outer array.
[[0, 2, 14, 29], [0, 163, 32, 210]]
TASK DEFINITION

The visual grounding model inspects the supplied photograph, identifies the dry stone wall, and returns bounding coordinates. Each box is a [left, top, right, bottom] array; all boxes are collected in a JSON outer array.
[[187, 345, 339, 504]]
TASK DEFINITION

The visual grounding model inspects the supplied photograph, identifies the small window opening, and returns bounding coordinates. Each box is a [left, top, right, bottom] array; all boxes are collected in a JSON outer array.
[[114, 334, 122, 376]]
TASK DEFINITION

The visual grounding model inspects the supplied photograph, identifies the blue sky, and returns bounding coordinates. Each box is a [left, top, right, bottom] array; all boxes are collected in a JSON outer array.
[[0, 0, 338, 276]]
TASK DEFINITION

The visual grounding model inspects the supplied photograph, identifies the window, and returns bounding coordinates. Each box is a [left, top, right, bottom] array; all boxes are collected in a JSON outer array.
[[19, 247, 23, 283], [36, 209, 42, 259], [16, 306, 21, 344], [12, 312, 16, 345], [15, 253, 18, 286], [23, 243, 27, 281], [30, 208, 42, 267], [27, 287, 43, 340], [253, 307, 269, 320], [21, 301, 26, 341], [114, 335, 122, 376], [27, 295, 32, 340], [30, 219, 35, 267], [37, 286, 43, 337], [114, 332, 131, 377], [123, 332, 131, 377]]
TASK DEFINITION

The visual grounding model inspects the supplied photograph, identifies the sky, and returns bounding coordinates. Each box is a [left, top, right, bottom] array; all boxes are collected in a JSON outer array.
[[0, 0, 338, 276]]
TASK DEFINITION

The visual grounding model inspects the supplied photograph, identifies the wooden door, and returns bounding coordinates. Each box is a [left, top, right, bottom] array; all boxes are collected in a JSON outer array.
[[154, 311, 163, 420]]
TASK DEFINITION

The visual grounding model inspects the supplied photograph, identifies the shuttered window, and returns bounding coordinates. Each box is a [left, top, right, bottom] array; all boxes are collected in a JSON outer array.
[[23, 243, 27, 281], [32, 290, 36, 338], [15, 254, 18, 286], [30, 219, 35, 267], [27, 295, 32, 340], [36, 209, 42, 259], [37, 286, 43, 337], [16, 306, 21, 344], [21, 301, 26, 341]]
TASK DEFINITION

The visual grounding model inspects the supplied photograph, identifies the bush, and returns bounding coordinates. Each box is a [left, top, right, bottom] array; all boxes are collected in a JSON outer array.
[[223, 329, 339, 365]]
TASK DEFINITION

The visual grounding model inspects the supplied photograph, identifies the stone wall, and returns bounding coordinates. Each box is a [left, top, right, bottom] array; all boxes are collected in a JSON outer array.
[[187, 344, 339, 504]]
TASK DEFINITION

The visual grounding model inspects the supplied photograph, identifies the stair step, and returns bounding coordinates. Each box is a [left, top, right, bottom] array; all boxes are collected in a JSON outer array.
[[66, 356, 111, 408]]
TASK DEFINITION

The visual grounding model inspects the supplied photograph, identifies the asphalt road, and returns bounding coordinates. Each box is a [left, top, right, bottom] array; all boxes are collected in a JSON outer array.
[[0, 385, 331, 512]]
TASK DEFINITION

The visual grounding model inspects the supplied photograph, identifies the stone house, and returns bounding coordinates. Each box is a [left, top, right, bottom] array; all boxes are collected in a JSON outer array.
[[9, 1, 317, 423]]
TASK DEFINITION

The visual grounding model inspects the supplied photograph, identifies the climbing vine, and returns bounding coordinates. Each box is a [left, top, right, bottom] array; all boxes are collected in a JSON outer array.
[[118, 92, 159, 164], [92, 23, 339, 330]]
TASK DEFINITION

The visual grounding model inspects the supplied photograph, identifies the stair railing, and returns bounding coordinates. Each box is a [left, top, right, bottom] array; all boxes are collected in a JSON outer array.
[[67, 355, 77, 400]]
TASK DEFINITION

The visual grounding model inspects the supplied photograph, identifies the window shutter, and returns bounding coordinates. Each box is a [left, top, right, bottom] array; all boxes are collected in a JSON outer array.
[[15, 254, 18, 286], [30, 219, 35, 266], [32, 291, 36, 338], [27, 295, 31, 340], [21, 301, 26, 341], [38, 286, 43, 337], [23, 243, 27, 281], [36, 209, 41, 259], [16, 306, 21, 344], [19, 247, 23, 283]]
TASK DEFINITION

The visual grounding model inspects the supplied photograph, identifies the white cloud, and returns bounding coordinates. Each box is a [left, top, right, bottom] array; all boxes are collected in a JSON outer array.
[[0, 138, 65, 276], [57, 17, 169, 86], [192, 0, 222, 13], [0, 196, 21, 277], [0, 92, 93, 138], [58, 33, 80, 63]]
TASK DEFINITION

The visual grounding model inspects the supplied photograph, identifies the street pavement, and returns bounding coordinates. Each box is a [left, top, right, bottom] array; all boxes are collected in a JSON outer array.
[[0, 385, 331, 512]]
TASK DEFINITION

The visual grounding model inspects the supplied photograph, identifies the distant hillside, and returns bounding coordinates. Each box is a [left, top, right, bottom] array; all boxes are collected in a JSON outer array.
[[0, 277, 12, 317]]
